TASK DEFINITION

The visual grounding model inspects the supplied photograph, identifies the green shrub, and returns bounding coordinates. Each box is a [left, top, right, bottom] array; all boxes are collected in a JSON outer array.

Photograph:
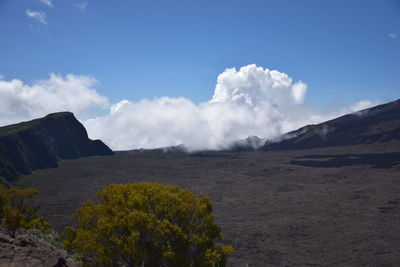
[[0, 184, 50, 237], [64, 182, 234, 266], [23, 228, 62, 248]]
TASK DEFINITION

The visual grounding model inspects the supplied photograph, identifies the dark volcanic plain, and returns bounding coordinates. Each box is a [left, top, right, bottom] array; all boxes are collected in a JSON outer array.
[[21, 141, 400, 266]]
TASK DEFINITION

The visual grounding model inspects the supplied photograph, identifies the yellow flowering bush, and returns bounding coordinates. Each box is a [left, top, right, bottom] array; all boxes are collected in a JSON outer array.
[[64, 182, 234, 266], [0, 184, 50, 237]]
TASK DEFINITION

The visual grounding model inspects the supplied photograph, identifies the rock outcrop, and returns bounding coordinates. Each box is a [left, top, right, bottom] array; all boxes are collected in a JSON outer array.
[[0, 224, 80, 267], [0, 112, 113, 184]]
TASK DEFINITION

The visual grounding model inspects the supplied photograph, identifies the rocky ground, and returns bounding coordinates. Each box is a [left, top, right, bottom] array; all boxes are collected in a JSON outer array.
[[20, 141, 400, 266], [0, 224, 79, 267]]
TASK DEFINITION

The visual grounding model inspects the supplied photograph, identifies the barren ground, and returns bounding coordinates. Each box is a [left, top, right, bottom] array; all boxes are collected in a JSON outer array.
[[20, 141, 400, 266]]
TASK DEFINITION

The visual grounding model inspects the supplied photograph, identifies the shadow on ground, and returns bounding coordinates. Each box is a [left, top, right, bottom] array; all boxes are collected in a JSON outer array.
[[290, 152, 400, 168]]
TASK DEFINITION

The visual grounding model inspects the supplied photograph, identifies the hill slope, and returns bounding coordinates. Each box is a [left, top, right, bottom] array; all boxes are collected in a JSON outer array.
[[263, 99, 400, 150], [0, 112, 113, 184]]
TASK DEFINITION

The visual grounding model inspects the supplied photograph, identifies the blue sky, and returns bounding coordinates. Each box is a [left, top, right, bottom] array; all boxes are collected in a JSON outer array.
[[1, 0, 399, 107], [0, 0, 399, 149]]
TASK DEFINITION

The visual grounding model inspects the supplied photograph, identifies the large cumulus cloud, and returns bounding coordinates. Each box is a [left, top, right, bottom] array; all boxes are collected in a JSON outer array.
[[84, 64, 377, 150], [211, 64, 307, 105]]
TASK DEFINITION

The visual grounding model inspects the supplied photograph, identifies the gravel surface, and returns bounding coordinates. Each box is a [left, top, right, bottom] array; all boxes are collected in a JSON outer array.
[[21, 142, 400, 266]]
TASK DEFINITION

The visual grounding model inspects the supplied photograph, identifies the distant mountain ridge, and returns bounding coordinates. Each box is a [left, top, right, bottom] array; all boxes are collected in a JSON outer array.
[[0, 112, 113, 185], [262, 99, 400, 151]]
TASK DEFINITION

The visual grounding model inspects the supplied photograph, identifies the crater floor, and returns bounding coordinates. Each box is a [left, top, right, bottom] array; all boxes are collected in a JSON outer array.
[[21, 141, 400, 266]]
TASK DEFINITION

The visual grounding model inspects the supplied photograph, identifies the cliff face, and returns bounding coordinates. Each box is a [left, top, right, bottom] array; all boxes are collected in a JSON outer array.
[[0, 112, 113, 184]]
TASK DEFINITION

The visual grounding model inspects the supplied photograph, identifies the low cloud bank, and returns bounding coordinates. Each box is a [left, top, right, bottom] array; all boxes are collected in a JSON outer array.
[[0, 74, 108, 126], [0, 65, 378, 151], [84, 64, 377, 150]]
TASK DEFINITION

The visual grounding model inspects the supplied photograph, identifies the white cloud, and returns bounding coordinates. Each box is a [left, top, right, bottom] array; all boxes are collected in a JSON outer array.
[[37, 0, 53, 7], [0, 74, 4, 80], [26, 9, 47, 25], [1, 65, 378, 151], [346, 100, 378, 113], [85, 65, 312, 150], [84, 65, 377, 151], [389, 33, 398, 39], [0, 74, 108, 126], [75, 2, 88, 10], [210, 64, 307, 106]]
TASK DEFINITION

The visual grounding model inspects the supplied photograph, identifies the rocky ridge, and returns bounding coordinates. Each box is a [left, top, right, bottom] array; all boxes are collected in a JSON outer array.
[[0, 112, 113, 185]]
